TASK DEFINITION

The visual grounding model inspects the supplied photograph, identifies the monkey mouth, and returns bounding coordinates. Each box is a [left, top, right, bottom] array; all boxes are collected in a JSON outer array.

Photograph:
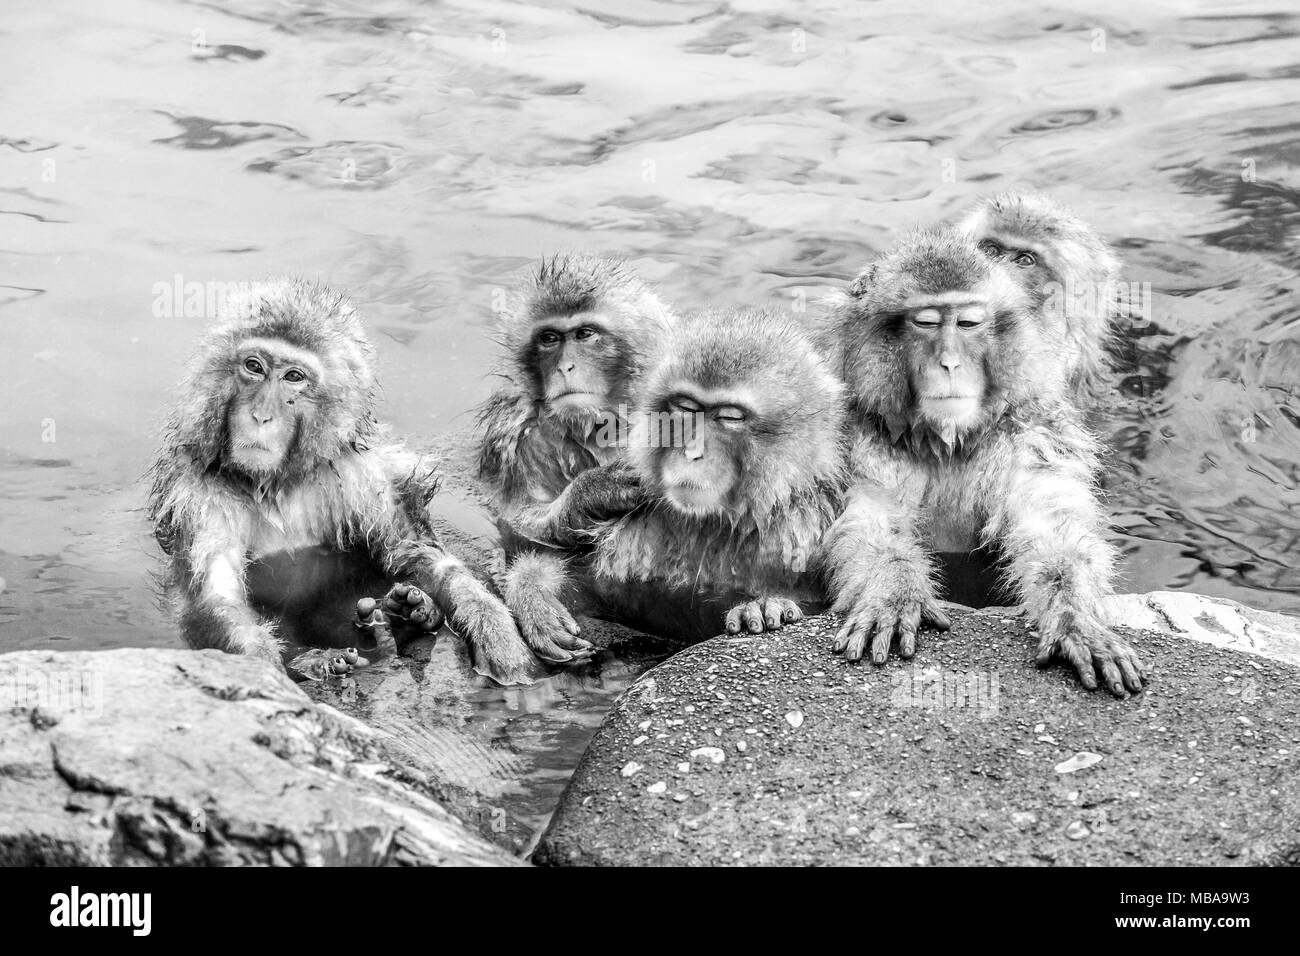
[[550, 390, 596, 402]]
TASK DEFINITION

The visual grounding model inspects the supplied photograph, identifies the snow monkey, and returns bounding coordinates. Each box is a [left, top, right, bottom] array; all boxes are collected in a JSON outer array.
[[588, 306, 850, 636], [147, 278, 537, 684], [475, 255, 675, 661], [957, 191, 1121, 408], [825, 229, 1148, 698]]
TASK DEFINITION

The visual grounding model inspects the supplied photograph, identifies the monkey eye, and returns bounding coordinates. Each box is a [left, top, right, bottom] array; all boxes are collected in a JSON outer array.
[[243, 357, 266, 376], [957, 316, 986, 330], [910, 312, 942, 330], [283, 368, 306, 384], [1012, 251, 1037, 268], [574, 327, 599, 341], [670, 396, 702, 414], [537, 330, 562, 347], [978, 240, 1003, 259], [714, 406, 747, 424]]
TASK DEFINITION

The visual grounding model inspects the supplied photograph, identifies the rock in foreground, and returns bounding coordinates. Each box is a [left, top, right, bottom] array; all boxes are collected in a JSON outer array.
[[0, 648, 520, 866], [536, 608, 1300, 866]]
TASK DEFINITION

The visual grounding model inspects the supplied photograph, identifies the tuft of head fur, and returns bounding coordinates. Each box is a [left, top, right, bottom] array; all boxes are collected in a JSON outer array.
[[147, 277, 382, 543], [835, 228, 1067, 457], [629, 306, 848, 527]]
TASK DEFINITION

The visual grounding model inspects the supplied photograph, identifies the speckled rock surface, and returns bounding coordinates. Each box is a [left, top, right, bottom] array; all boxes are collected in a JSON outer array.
[[535, 608, 1300, 866]]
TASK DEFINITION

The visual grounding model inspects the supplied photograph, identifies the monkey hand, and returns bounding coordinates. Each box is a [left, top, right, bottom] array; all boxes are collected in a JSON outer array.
[[450, 590, 539, 686], [555, 465, 645, 535], [832, 577, 951, 664], [513, 590, 593, 666], [725, 597, 803, 635], [1036, 612, 1147, 698]]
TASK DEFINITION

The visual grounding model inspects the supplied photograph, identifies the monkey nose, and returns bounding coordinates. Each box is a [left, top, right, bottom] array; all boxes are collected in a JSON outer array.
[[939, 354, 961, 372], [251, 410, 273, 425]]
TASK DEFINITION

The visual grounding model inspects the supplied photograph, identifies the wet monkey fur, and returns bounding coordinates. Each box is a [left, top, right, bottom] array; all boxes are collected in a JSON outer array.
[[825, 229, 1148, 698], [589, 307, 850, 635], [476, 256, 675, 661], [957, 192, 1122, 408], [147, 278, 536, 684]]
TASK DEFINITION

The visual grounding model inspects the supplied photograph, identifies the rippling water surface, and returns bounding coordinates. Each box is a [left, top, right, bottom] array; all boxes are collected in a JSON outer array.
[[2, 0, 1299, 833]]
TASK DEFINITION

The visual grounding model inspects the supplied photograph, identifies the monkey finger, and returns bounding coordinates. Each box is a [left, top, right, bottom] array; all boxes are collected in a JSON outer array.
[[1059, 638, 1099, 691], [782, 603, 803, 624], [405, 586, 427, 606], [898, 608, 921, 659], [356, 597, 378, 622], [726, 606, 746, 635], [1117, 653, 1146, 693], [740, 602, 764, 633], [760, 599, 783, 630], [844, 624, 869, 662], [1093, 653, 1128, 699], [922, 601, 952, 631], [869, 617, 895, 665]]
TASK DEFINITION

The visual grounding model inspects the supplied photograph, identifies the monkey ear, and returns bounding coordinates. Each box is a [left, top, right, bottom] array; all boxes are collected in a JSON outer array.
[[848, 265, 876, 298]]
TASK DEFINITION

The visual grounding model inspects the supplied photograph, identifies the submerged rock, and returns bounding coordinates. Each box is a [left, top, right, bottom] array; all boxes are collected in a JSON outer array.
[[0, 648, 520, 866], [535, 607, 1300, 866]]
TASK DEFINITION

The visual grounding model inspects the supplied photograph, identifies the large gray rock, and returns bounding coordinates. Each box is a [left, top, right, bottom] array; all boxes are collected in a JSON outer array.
[[535, 608, 1300, 866], [0, 648, 521, 866]]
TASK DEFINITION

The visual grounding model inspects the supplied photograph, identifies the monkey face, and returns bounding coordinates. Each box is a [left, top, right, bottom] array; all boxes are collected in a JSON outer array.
[[225, 339, 321, 476], [904, 302, 993, 432], [530, 314, 626, 424], [651, 395, 747, 517]]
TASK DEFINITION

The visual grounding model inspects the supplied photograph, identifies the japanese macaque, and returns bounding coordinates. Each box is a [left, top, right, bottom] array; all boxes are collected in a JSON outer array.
[[825, 229, 1148, 697], [147, 278, 536, 684], [957, 192, 1121, 407], [476, 256, 675, 660], [589, 307, 849, 636]]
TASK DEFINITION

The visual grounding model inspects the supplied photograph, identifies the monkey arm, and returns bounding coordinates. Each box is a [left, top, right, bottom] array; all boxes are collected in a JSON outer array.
[[982, 426, 1147, 696], [176, 528, 284, 668], [515, 463, 645, 546], [823, 476, 951, 664]]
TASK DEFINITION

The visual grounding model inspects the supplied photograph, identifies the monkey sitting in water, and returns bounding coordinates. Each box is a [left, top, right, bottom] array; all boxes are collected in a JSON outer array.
[[824, 228, 1148, 697], [474, 255, 675, 659], [147, 278, 538, 684], [581, 306, 850, 637]]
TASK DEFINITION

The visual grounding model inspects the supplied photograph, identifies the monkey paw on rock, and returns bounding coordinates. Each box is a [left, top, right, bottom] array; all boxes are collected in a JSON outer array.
[[725, 597, 803, 635], [1036, 614, 1148, 698], [832, 594, 952, 664]]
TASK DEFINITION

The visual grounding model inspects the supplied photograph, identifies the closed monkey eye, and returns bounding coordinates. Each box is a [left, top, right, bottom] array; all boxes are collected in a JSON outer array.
[[669, 396, 702, 414], [714, 406, 747, 424], [910, 312, 942, 330]]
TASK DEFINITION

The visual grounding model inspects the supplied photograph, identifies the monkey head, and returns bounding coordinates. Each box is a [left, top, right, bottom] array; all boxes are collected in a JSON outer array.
[[958, 192, 1119, 303], [169, 279, 378, 482], [629, 307, 846, 522], [840, 229, 1062, 449], [505, 255, 674, 432]]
